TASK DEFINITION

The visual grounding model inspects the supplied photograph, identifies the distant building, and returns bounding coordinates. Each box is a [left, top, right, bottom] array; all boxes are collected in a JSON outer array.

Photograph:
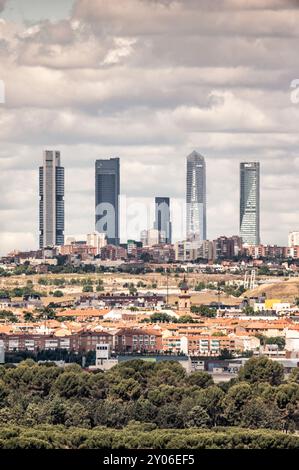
[[114, 328, 162, 353], [213, 236, 242, 260], [140, 230, 148, 247], [140, 228, 160, 247], [127, 240, 142, 255], [154, 197, 172, 244], [175, 239, 213, 261], [87, 232, 107, 255], [100, 244, 127, 261], [95, 158, 120, 245], [240, 162, 260, 245], [186, 151, 207, 241], [39, 150, 64, 248], [286, 329, 299, 355], [59, 243, 97, 258], [289, 231, 299, 247]]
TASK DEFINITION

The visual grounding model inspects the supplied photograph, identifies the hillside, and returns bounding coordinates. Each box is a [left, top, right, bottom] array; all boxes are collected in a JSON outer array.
[[244, 278, 299, 302]]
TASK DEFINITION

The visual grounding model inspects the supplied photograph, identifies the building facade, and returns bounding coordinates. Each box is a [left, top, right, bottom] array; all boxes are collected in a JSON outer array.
[[289, 231, 299, 247], [240, 162, 260, 245], [39, 150, 64, 248], [87, 232, 107, 255], [186, 151, 207, 241], [95, 158, 120, 245], [114, 328, 162, 353], [213, 236, 242, 260], [140, 228, 160, 247]]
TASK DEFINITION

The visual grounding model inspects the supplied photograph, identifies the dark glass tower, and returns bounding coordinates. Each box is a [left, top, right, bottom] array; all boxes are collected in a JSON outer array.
[[39, 150, 64, 248], [240, 162, 260, 245], [95, 158, 120, 245], [154, 197, 172, 244], [186, 151, 207, 241]]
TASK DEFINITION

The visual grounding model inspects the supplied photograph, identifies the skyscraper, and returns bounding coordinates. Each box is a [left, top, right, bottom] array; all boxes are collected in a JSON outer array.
[[39, 150, 64, 248], [186, 151, 207, 241], [240, 162, 260, 245], [95, 158, 120, 245], [154, 197, 172, 244]]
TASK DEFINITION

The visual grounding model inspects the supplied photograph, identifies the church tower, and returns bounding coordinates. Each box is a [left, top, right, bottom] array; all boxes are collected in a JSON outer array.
[[178, 276, 191, 312]]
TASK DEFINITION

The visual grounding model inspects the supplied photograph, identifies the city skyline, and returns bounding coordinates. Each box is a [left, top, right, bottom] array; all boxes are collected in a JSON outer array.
[[0, 0, 299, 254], [1, 0, 299, 456], [36, 151, 295, 250]]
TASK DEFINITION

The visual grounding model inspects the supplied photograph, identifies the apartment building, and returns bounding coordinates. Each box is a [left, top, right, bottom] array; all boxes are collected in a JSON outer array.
[[114, 328, 162, 353]]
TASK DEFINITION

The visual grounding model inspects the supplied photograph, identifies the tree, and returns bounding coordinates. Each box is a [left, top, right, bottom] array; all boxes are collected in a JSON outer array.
[[149, 312, 173, 323], [190, 305, 216, 317], [23, 312, 34, 322], [265, 336, 285, 350], [222, 382, 253, 425], [194, 282, 206, 292], [218, 348, 233, 360], [53, 372, 90, 398], [110, 378, 142, 401], [185, 406, 211, 428], [0, 380, 8, 406], [259, 266, 271, 275], [53, 290, 64, 298], [82, 285, 93, 293], [273, 383, 299, 432], [156, 403, 184, 428], [238, 356, 284, 386], [177, 315, 198, 324], [242, 306, 255, 315], [197, 386, 224, 426], [46, 398, 67, 425], [131, 398, 158, 423], [289, 367, 299, 384], [187, 371, 214, 389], [241, 397, 283, 430], [96, 282, 104, 292]]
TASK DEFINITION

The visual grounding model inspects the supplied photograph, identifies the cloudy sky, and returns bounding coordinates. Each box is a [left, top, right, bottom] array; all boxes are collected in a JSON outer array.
[[0, 0, 298, 254]]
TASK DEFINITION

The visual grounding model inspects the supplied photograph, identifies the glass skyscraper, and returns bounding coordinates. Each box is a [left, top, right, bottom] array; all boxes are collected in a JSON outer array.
[[154, 197, 172, 244], [95, 158, 120, 245], [186, 151, 207, 241], [240, 162, 260, 246], [39, 150, 64, 248]]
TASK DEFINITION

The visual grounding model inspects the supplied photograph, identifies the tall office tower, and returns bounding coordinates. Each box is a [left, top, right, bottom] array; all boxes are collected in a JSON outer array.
[[39, 150, 64, 248], [240, 162, 260, 246], [186, 151, 207, 241], [95, 158, 120, 245], [154, 197, 172, 244]]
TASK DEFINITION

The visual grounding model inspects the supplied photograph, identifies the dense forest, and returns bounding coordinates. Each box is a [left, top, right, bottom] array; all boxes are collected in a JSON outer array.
[[0, 356, 299, 448]]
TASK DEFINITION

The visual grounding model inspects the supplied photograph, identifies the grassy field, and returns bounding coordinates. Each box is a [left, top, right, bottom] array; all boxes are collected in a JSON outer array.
[[245, 278, 299, 302]]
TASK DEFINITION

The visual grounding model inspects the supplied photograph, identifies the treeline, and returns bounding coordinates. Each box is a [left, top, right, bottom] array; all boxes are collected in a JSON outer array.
[[0, 356, 299, 435], [0, 424, 298, 449], [0, 287, 46, 299]]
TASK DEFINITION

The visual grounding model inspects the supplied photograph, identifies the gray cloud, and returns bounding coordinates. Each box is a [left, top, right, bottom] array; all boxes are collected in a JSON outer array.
[[0, 0, 6, 12], [0, 0, 298, 254]]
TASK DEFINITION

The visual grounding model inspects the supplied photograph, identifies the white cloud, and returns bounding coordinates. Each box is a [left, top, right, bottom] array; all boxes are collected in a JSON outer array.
[[101, 37, 137, 65], [0, 0, 298, 254]]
